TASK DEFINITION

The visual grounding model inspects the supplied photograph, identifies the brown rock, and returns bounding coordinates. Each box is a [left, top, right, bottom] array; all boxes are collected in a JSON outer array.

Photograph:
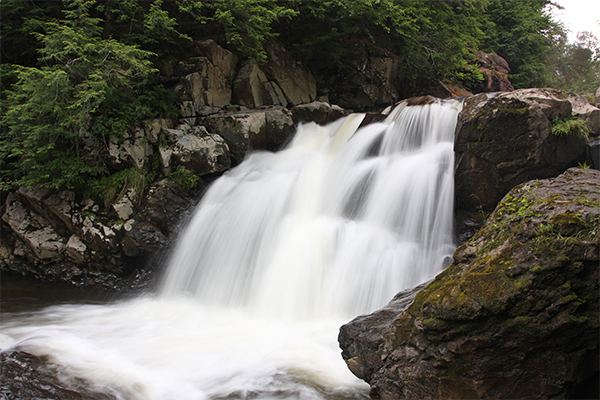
[[473, 51, 514, 93]]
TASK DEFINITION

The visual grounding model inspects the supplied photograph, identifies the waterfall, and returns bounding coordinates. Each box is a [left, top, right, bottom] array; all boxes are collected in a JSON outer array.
[[161, 98, 459, 318], [0, 98, 462, 400]]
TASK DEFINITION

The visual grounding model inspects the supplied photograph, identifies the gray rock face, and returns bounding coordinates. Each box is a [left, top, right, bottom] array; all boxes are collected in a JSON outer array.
[[232, 60, 288, 108], [263, 42, 317, 106], [202, 107, 294, 164], [340, 167, 599, 400], [455, 89, 598, 211]]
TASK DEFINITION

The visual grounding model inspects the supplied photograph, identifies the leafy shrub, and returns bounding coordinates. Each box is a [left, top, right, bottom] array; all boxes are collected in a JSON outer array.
[[551, 117, 590, 139], [169, 166, 199, 191], [86, 168, 147, 209]]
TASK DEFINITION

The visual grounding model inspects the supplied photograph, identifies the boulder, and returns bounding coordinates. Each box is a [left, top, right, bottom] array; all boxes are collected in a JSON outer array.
[[473, 51, 514, 93], [340, 167, 599, 399], [168, 126, 231, 176], [291, 101, 348, 125], [232, 60, 288, 108], [202, 107, 294, 164], [3, 193, 65, 261], [175, 41, 238, 122], [138, 178, 201, 236], [122, 220, 168, 257], [197, 39, 238, 108], [455, 89, 596, 211], [263, 42, 317, 106]]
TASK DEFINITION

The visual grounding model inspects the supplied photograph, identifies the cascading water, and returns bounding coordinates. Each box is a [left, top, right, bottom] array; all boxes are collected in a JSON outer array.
[[0, 98, 462, 400]]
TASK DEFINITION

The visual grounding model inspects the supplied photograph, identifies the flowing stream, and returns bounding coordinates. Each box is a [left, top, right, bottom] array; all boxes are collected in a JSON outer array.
[[1, 99, 462, 400]]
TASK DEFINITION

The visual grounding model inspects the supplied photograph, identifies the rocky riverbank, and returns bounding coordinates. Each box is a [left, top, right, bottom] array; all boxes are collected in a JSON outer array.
[[339, 167, 599, 399]]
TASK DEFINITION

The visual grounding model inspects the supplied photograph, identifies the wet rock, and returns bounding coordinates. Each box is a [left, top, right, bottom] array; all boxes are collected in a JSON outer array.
[[340, 167, 600, 400], [0, 351, 113, 400], [455, 89, 597, 211], [202, 107, 294, 164], [139, 179, 199, 235], [122, 220, 168, 257], [291, 101, 348, 125]]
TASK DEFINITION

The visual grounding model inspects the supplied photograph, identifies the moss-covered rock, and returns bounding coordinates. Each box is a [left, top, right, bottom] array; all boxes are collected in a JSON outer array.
[[340, 167, 599, 399]]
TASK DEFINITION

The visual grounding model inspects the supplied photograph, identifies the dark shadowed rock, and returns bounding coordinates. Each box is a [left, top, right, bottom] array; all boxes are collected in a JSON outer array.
[[291, 101, 348, 125], [0, 351, 113, 400], [455, 89, 597, 211], [340, 167, 599, 399]]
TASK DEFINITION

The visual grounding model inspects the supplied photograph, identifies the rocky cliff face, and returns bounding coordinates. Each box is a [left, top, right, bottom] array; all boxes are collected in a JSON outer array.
[[2, 39, 598, 293], [339, 167, 599, 399], [455, 88, 599, 212]]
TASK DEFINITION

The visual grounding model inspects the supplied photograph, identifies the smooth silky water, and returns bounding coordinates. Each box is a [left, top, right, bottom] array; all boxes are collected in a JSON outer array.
[[0, 99, 462, 400]]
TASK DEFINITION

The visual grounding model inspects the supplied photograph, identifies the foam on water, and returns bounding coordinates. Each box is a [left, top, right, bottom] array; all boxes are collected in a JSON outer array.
[[1, 99, 462, 399]]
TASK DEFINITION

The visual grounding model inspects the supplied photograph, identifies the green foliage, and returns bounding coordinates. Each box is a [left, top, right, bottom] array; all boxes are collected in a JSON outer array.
[[1, 0, 176, 191], [551, 117, 590, 139], [86, 167, 146, 208], [169, 165, 199, 191], [481, 0, 557, 88], [546, 31, 600, 94], [177, 0, 297, 63], [276, 0, 486, 91]]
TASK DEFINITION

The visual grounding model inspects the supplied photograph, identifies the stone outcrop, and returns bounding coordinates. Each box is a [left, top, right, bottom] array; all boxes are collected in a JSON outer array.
[[202, 106, 294, 164], [340, 167, 599, 399], [473, 51, 514, 93], [455, 88, 599, 211], [232, 60, 288, 108], [160, 124, 231, 176], [0, 178, 202, 288], [263, 42, 317, 106], [291, 101, 348, 125]]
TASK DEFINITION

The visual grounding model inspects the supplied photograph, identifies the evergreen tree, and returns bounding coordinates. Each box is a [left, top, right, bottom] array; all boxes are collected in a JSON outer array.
[[1, 0, 159, 189]]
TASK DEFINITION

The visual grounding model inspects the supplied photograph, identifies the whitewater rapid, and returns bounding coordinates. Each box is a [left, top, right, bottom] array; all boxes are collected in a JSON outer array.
[[1, 98, 462, 400]]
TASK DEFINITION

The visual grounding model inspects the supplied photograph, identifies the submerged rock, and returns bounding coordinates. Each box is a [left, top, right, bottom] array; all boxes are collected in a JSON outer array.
[[0, 351, 112, 400], [340, 167, 599, 399]]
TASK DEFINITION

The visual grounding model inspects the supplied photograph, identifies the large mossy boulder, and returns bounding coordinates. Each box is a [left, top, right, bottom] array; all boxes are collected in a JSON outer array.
[[340, 167, 599, 399], [455, 88, 599, 211]]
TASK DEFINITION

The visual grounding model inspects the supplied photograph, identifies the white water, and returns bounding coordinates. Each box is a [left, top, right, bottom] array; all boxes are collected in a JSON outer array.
[[1, 99, 462, 400]]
